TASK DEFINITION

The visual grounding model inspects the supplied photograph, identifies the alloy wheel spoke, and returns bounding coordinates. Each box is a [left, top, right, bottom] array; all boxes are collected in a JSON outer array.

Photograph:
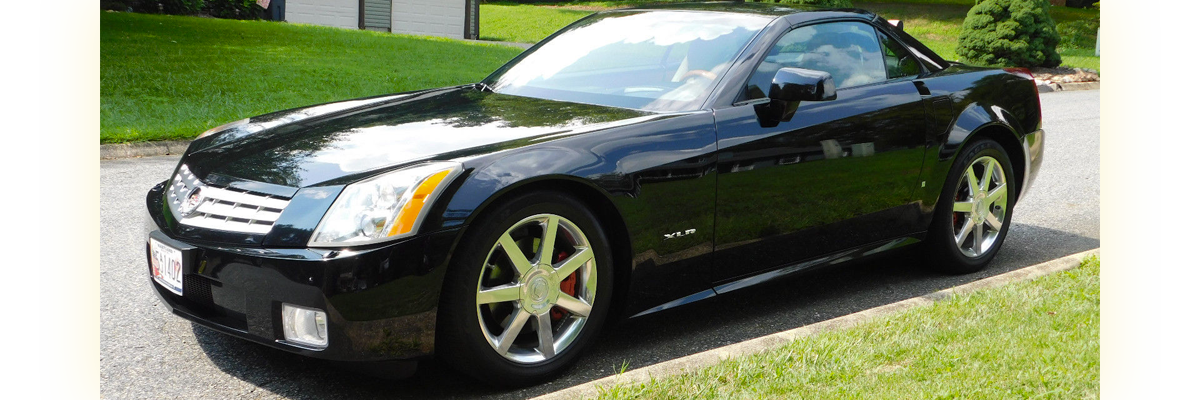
[[555, 293, 592, 317], [973, 222, 985, 255], [985, 212, 1004, 231], [498, 233, 533, 276], [535, 313, 555, 357], [965, 165, 980, 197], [981, 159, 996, 193], [985, 183, 1007, 206], [953, 201, 974, 213], [955, 219, 975, 247], [494, 309, 531, 355], [478, 283, 521, 305], [537, 216, 560, 266], [555, 246, 593, 277]]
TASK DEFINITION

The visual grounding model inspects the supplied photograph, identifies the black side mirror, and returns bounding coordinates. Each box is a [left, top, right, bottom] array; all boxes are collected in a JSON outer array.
[[755, 67, 837, 127]]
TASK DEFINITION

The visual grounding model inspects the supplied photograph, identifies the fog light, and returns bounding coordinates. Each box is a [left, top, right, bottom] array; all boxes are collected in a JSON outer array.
[[282, 303, 328, 349]]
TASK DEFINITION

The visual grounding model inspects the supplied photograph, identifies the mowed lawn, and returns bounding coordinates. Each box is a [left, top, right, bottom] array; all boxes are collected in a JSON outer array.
[[480, 1, 1099, 70], [596, 256, 1100, 399], [101, 11, 522, 143]]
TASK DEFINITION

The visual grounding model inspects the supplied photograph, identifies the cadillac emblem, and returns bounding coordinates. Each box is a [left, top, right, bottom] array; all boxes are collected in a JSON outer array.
[[181, 187, 204, 217]]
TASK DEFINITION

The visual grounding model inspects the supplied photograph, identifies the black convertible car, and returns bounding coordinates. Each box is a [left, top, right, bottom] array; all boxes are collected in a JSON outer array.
[[144, 2, 1043, 386]]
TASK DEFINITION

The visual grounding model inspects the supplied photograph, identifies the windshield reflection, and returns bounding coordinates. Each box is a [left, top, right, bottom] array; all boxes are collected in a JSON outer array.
[[487, 11, 771, 112]]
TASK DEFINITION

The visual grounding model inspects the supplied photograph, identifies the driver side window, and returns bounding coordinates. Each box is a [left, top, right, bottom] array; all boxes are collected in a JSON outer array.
[[742, 21, 886, 101]]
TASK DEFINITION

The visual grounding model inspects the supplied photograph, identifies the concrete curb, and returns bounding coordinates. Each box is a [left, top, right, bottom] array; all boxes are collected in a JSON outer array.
[[533, 248, 1100, 400], [100, 140, 192, 160], [1038, 81, 1100, 93]]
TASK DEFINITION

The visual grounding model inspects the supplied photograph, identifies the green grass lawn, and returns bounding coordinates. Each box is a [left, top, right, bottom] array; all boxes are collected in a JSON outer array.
[[479, 1, 1099, 70], [480, 4, 595, 43], [595, 256, 1100, 399], [101, 11, 522, 143]]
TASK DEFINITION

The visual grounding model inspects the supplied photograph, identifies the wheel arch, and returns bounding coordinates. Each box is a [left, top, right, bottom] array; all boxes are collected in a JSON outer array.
[[939, 103, 1030, 203], [961, 124, 1027, 202], [445, 174, 635, 322]]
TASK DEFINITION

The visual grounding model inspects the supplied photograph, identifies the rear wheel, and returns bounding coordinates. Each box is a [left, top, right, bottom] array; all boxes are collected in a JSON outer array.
[[927, 139, 1014, 273], [437, 191, 612, 386]]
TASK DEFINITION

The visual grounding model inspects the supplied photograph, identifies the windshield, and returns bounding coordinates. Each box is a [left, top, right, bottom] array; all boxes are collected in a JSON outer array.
[[484, 11, 772, 112]]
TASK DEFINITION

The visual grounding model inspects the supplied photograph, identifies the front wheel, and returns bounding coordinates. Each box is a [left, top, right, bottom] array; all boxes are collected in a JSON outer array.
[[927, 139, 1015, 274], [437, 191, 613, 387]]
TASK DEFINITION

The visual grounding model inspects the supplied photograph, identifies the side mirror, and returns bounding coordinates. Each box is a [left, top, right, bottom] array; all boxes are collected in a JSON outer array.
[[755, 68, 836, 127], [770, 68, 836, 103]]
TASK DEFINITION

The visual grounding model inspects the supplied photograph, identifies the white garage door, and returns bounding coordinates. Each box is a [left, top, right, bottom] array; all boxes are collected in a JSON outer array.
[[287, 0, 358, 30], [392, 0, 465, 38]]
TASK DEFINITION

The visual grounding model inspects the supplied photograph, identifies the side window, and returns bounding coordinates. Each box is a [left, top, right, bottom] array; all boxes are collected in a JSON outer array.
[[743, 21, 887, 101], [877, 29, 921, 79]]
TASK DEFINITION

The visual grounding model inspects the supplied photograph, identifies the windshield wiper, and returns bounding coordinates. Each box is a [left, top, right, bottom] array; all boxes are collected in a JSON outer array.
[[476, 82, 495, 92]]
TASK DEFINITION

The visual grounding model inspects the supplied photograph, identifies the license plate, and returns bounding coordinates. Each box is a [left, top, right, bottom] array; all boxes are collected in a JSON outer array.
[[150, 237, 184, 296]]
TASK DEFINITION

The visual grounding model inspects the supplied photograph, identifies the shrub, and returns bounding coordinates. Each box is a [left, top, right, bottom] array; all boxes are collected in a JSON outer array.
[[755, 0, 855, 8], [100, 0, 139, 11], [160, 0, 206, 15], [956, 0, 1061, 68], [103, 0, 205, 15], [206, 0, 263, 20]]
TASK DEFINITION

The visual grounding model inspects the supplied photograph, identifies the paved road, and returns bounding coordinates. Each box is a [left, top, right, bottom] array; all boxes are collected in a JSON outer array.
[[100, 89, 1099, 399]]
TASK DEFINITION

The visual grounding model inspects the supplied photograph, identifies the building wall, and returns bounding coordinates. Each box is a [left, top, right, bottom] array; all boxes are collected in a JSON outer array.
[[287, 0, 359, 30], [392, 0, 466, 38]]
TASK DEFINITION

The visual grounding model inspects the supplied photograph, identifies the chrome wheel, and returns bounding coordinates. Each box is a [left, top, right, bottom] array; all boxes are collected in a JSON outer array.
[[951, 155, 1008, 258], [475, 214, 597, 363]]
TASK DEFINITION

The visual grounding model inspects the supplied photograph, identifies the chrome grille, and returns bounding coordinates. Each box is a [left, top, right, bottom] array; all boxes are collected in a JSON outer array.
[[167, 164, 290, 234]]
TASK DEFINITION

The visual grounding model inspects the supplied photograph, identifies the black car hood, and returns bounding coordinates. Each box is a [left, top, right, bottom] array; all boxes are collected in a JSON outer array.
[[183, 86, 654, 188]]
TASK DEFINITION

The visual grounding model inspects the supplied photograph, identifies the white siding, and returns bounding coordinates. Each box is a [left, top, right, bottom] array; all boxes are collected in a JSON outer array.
[[392, 0, 466, 38], [287, 0, 359, 30]]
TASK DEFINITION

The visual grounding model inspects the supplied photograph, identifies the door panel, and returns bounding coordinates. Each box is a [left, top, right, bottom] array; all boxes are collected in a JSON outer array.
[[709, 80, 928, 283]]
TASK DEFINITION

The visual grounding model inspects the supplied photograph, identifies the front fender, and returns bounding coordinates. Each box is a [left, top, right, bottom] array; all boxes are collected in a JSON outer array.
[[421, 111, 722, 317], [435, 146, 610, 230]]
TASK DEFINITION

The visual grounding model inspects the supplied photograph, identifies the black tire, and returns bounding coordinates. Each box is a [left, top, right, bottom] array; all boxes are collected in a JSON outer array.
[[436, 191, 613, 387], [927, 139, 1016, 274]]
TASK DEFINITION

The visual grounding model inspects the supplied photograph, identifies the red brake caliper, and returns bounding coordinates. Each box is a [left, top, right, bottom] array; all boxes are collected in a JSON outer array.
[[551, 250, 576, 321]]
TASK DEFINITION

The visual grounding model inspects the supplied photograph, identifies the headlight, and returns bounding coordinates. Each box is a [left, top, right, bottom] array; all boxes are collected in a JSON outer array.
[[196, 118, 250, 139], [309, 162, 462, 247]]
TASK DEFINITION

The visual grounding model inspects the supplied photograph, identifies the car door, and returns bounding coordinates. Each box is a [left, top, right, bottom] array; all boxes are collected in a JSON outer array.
[[708, 20, 930, 286]]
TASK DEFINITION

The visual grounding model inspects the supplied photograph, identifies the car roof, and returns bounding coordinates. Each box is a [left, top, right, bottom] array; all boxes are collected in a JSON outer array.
[[611, 1, 878, 23]]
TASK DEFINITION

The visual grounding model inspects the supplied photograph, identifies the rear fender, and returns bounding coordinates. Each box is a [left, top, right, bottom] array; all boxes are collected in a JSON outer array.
[[916, 102, 1027, 218]]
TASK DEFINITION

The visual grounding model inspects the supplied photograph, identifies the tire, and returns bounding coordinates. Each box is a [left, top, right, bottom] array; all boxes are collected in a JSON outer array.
[[927, 139, 1015, 274], [436, 191, 613, 387]]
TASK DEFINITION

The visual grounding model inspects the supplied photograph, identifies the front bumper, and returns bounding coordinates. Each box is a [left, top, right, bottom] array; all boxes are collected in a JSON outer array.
[[144, 224, 461, 363]]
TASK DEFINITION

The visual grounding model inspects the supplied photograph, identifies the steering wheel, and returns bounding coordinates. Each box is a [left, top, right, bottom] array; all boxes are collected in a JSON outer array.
[[681, 69, 717, 81]]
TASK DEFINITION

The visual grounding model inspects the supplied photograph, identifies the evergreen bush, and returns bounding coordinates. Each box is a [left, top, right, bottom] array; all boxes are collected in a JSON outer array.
[[957, 0, 1061, 68]]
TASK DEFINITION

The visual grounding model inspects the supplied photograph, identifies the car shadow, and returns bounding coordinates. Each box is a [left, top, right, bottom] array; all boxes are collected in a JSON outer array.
[[191, 222, 1098, 399]]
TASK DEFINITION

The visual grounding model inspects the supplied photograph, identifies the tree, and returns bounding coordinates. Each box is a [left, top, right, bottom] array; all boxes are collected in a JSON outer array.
[[956, 0, 1062, 68]]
